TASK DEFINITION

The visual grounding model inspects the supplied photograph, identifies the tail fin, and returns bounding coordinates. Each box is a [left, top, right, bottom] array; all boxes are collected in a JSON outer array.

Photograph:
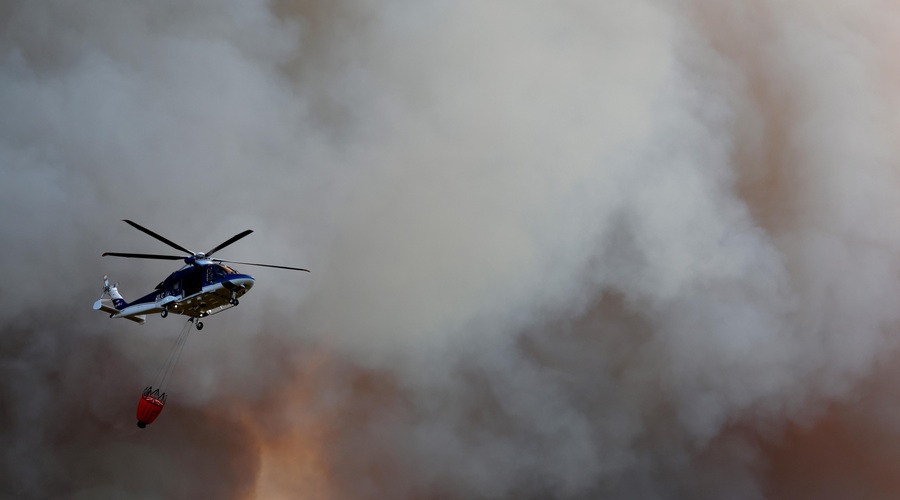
[[102, 275, 128, 310], [110, 286, 128, 310]]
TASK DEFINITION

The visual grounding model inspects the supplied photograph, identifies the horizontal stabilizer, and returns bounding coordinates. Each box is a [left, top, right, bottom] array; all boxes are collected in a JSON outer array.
[[93, 299, 117, 315], [123, 314, 146, 324], [93, 299, 146, 325]]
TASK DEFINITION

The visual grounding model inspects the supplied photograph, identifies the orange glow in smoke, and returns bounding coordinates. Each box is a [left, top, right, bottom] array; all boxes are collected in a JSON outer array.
[[239, 347, 409, 500], [241, 350, 335, 500]]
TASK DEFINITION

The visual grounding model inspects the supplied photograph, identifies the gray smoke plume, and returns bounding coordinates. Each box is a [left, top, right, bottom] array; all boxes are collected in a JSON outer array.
[[3, 0, 900, 498]]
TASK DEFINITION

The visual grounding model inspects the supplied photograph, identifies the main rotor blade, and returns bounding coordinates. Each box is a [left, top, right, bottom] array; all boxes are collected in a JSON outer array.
[[102, 252, 185, 260], [205, 229, 253, 258], [215, 259, 310, 272], [123, 219, 193, 255]]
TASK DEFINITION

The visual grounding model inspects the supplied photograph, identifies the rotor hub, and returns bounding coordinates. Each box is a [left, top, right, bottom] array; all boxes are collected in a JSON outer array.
[[184, 253, 206, 264]]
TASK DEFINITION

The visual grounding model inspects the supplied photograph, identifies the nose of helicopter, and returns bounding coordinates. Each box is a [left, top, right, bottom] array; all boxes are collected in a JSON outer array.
[[223, 274, 254, 292], [227, 276, 255, 290]]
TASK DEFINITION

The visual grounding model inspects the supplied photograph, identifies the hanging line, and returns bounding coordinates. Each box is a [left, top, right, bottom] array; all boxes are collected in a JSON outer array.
[[155, 317, 195, 392]]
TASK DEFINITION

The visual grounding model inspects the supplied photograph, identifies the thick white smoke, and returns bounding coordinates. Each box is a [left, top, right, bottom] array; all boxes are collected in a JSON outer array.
[[3, 0, 900, 498]]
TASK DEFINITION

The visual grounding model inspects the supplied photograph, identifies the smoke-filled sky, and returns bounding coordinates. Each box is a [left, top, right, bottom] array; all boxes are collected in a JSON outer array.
[[4, 0, 900, 498]]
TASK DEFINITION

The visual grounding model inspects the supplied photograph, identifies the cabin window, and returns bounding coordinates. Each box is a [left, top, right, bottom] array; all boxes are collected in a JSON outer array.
[[183, 270, 202, 296]]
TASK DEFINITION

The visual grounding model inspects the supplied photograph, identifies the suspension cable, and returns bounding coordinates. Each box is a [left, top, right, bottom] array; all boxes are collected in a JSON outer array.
[[155, 317, 194, 392]]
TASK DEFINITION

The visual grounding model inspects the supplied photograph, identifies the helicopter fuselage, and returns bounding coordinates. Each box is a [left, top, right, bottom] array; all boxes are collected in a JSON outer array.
[[94, 261, 254, 325]]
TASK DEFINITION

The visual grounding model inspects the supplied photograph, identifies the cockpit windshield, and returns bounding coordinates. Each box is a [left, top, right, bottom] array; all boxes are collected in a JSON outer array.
[[219, 265, 237, 274]]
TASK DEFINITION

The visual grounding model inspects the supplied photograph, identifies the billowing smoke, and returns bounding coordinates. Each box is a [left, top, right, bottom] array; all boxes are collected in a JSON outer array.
[[3, 0, 900, 498]]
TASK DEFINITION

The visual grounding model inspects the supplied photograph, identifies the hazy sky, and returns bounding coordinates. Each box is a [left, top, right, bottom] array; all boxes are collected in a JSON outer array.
[[4, 1, 900, 498]]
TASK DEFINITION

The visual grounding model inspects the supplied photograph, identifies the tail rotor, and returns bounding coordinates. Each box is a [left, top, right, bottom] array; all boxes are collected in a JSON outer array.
[[101, 275, 111, 298]]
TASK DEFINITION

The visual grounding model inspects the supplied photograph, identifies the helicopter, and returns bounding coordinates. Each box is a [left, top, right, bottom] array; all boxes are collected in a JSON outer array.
[[93, 220, 309, 330]]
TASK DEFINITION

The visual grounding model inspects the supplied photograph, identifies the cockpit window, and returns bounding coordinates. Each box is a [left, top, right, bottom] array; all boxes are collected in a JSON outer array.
[[219, 265, 237, 274]]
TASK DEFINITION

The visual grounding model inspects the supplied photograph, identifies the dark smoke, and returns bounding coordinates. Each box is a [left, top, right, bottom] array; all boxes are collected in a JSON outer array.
[[3, 0, 900, 498]]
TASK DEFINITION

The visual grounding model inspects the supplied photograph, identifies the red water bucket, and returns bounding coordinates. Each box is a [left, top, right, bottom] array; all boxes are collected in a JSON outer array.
[[136, 387, 166, 428]]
